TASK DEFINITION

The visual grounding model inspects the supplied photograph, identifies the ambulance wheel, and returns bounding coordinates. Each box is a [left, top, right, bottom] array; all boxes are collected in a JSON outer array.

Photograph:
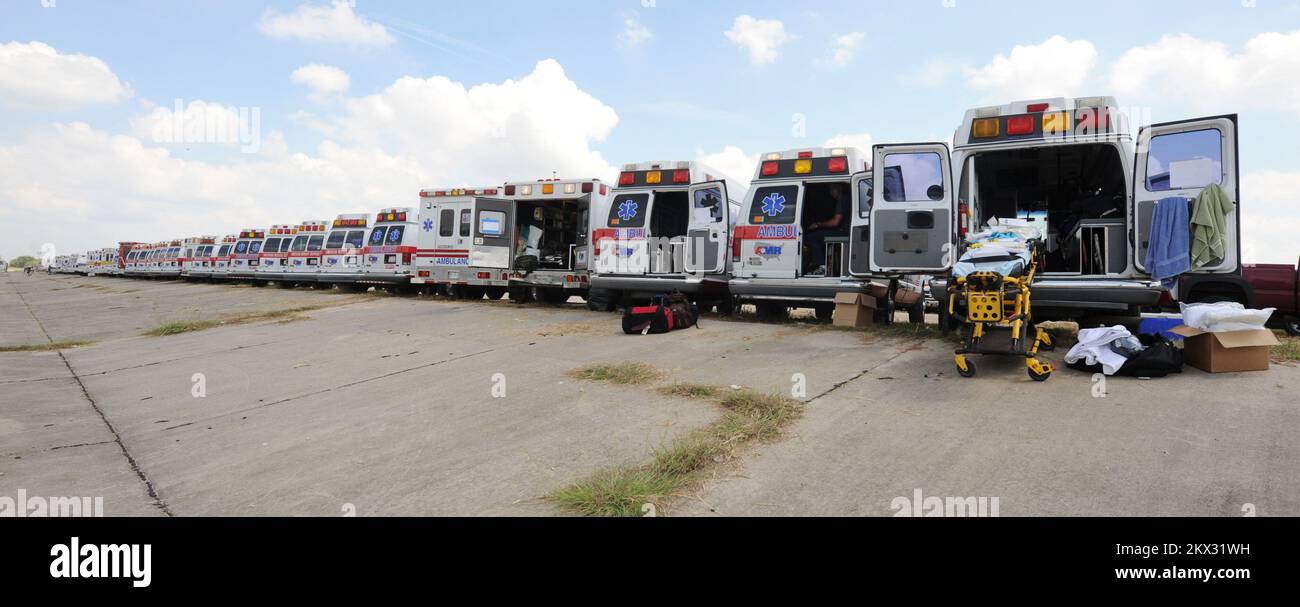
[[508, 285, 532, 303], [534, 287, 569, 305], [345, 283, 369, 293], [1285, 316, 1300, 336], [251, 281, 267, 287], [814, 303, 835, 323], [485, 287, 507, 300], [755, 302, 788, 321], [714, 297, 735, 316], [1027, 366, 1051, 382], [908, 304, 925, 325], [462, 286, 487, 300], [275, 281, 294, 289]]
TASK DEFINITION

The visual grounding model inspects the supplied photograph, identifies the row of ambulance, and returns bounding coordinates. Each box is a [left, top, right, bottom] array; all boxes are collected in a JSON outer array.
[[51, 96, 1251, 323]]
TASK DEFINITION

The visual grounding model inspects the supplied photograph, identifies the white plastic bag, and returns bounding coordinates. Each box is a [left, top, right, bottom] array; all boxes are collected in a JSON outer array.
[[1179, 301, 1275, 332]]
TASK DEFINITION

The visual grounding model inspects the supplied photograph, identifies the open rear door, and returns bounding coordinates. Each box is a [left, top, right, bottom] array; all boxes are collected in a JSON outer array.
[[1133, 115, 1238, 275], [684, 181, 729, 274], [868, 143, 956, 274], [848, 170, 873, 276], [472, 198, 513, 269]]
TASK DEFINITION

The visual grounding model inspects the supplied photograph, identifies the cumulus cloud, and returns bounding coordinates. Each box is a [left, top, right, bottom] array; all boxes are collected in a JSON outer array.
[[0, 59, 620, 259], [127, 99, 260, 152], [823, 132, 874, 156], [258, 1, 394, 47], [724, 15, 790, 65], [0, 41, 132, 109], [619, 15, 653, 48], [827, 32, 865, 67], [1109, 30, 1300, 116], [291, 63, 351, 102], [965, 35, 1097, 100], [696, 146, 758, 195]]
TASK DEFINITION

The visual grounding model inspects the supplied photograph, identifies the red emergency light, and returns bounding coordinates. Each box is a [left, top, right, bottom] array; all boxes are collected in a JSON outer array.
[[1026, 102, 1050, 113], [672, 169, 690, 184], [618, 172, 635, 186], [761, 161, 779, 176], [504, 185, 516, 195], [827, 156, 848, 173], [1006, 115, 1035, 136]]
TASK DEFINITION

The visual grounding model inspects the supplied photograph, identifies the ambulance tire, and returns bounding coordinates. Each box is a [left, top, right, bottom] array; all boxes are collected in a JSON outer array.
[[1286, 316, 1300, 337], [251, 281, 267, 287], [533, 287, 569, 305], [275, 280, 295, 289], [713, 297, 736, 316], [755, 302, 788, 321], [908, 304, 926, 325], [462, 286, 487, 300], [345, 284, 369, 293], [485, 287, 507, 300], [814, 303, 835, 323], [508, 285, 532, 303]]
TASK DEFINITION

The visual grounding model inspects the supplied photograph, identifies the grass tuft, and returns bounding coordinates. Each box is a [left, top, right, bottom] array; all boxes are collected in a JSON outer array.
[[142, 304, 335, 337], [552, 388, 801, 516], [567, 362, 660, 385], [1272, 334, 1300, 362], [657, 383, 721, 399], [0, 341, 92, 353]]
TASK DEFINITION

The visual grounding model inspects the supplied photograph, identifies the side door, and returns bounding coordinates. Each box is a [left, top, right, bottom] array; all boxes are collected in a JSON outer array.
[[472, 198, 513, 269], [1133, 116, 1238, 276], [867, 143, 956, 274], [739, 183, 801, 279], [848, 170, 873, 276], [684, 181, 730, 275]]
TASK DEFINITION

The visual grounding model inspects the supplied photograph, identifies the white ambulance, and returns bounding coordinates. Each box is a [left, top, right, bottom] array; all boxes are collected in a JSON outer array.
[[729, 147, 926, 322], [209, 235, 238, 281], [590, 161, 741, 311], [360, 208, 418, 289], [156, 240, 183, 278], [228, 229, 266, 281], [413, 187, 507, 298], [113, 242, 139, 277], [256, 225, 298, 284], [180, 236, 216, 280], [315, 215, 370, 289], [931, 96, 1243, 325], [282, 220, 329, 285], [124, 244, 149, 277], [96, 247, 119, 276], [483, 178, 613, 304]]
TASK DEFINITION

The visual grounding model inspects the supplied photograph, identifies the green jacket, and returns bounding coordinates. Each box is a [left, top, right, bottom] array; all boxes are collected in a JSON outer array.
[[1190, 183, 1234, 268]]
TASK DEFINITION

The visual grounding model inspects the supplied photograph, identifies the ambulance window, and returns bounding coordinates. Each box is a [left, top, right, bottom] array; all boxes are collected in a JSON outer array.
[[346, 230, 365, 248], [478, 211, 505, 236], [1145, 128, 1222, 192], [217, 245, 231, 256], [747, 185, 798, 225], [882, 153, 944, 202], [694, 187, 724, 223], [290, 236, 309, 252], [248, 241, 263, 254], [235, 241, 249, 254], [857, 178, 874, 217], [459, 209, 471, 237], [307, 235, 324, 251], [439, 210, 454, 237], [608, 193, 648, 227], [326, 231, 347, 249], [387, 225, 405, 244], [369, 227, 388, 246]]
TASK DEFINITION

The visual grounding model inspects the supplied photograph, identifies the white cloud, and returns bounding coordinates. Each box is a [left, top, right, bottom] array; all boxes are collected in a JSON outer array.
[[965, 35, 1097, 100], [0, 59, 619, 260], [1241, 171, 1300, 264], [724, 15, 790, 65], [291, 63, 351, 102], [827, 32, 864, 67], [1109, 30, 1300, 116], [619, 16, 653, 48], [0, 41, 132, 110], [258, 1, 394, 47], [696, 146, 758, 196], [127, 99, 258, 151], [823, 132, 874, 155]]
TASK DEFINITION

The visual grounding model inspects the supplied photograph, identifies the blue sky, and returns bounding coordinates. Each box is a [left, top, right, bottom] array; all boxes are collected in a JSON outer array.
[[3, 0, 1300, 262]]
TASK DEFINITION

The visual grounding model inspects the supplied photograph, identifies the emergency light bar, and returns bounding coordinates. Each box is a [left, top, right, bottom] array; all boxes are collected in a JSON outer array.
[[419, 188, 501, 197], [238, 230, 265, 239], [617, 169, 692, 187], [297, 222, 328, 232], [376, 211, 409, 222], [269, 226, 298, 235], [970, 107, 1111, 142], [503, 180, 604, 196], [332, 218, 368, 228], [758, 152, 852, 179]]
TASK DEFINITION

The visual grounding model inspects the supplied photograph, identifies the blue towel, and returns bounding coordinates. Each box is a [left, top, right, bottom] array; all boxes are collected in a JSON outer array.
[[1144, 196, 1190, 287]]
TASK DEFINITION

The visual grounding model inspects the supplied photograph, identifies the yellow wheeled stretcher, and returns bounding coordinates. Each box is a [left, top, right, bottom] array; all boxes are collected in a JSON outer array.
[[947, 245, 1055, 382]]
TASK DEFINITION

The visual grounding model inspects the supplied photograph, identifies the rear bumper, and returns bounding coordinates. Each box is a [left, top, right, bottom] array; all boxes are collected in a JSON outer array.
[[511, 270, 588, 290], [730, 277, 880, 303], [316, 271, 365, 284], [590, 274, 730, 297], [357, 272, 412, 286]]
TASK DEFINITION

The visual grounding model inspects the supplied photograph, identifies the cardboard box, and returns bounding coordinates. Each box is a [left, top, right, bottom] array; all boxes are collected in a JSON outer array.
[[1169, 326, 1279, 373], [833, 292, 878, 328]]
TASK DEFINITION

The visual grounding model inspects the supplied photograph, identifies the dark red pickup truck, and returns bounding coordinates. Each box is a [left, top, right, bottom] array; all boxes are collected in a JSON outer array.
[[1244, 257, 1300, 335]]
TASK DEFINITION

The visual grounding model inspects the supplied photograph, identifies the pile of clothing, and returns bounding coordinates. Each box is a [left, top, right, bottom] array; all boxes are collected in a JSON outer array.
[[952, 218, 1043, 279], [1064, 325, 1184, 377]]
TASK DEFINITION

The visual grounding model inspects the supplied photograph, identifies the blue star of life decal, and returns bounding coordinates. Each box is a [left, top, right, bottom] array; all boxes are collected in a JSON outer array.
[[761, 192, 786, 217], [423, 219, 434, 232], [618, 199, 638, 221]]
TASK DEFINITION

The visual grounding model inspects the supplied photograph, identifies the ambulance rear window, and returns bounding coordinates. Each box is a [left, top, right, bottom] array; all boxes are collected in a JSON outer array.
[[290, 236, 309, 252], [248, 241, 263, 254], [235, 241, 248, 254], [346, 230, 365, 248], [263, 238, 281, 253], [326, 231, 347, 249], [307, 236, 324, 252], [608, 193, 648, 227], [369, 227, 388, 246], [387, 226, 406, 244], [748, 185, 798, 225], [217, 245, 231, 256]]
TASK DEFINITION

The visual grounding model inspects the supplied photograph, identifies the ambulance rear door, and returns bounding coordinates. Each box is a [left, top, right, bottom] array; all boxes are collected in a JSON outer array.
[[426, 198, 471, 272], [471, 198, 513, 269], [741, 183, 801, 279], [867, 143, 956, 274], [684, 181, 730, 274]]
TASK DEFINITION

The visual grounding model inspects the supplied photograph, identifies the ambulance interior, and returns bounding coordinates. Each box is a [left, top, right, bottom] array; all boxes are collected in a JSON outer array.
[[649, 190, 690, 240], [965, 143, 1127, 275], [800, 181, 852, 276], [514, 199, 583, 270]]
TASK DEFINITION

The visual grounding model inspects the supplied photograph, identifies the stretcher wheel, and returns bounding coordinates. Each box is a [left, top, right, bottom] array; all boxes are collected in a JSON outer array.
[[1038, 338, 1056, 352], [956, 360, 976, 378], [1027, 367, 1051, 382]]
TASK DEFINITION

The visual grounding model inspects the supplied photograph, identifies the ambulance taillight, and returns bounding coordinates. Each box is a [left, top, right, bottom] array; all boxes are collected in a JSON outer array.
[[672, 169, 689, 184], [827, 156, 848, 174], [761, 161, 779, 176], [618, 172, 635, 186]]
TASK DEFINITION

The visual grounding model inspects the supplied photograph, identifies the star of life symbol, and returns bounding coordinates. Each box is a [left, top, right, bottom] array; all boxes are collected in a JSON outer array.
[[618, 199, 638, 221], [762, 192, 786, 217], [423, 219, 434, 232]]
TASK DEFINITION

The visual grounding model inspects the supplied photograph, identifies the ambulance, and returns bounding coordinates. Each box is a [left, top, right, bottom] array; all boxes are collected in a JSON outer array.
[[413, 187, 507, 298], [124, 244, 150, 277], [156, 240, 183, 278], [255, 225, 298, 284], [114, 242, 140, 277], [208, 235, 239, 280], [228, 229, 266, 281], [590, 161, 741, 310], [729, 147, 926, 321], [930, 96, 1243, 325], [74, 252, 89, 275], [484, 178, 613, 304], [316, 214, 370, 289], [180, 236, 216, 280], [281, 220, 330, 286], [91, 247, 119, 276], [360, 208, 418, 289]]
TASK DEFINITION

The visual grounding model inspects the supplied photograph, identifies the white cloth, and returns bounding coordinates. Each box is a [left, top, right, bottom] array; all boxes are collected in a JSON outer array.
[[1064, 325, 1134, 375], [1179, 302, 1274, 333]]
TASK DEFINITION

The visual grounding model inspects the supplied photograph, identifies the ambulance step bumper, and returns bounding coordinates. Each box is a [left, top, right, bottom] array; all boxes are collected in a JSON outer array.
[[590, 274, 729, 297], [729, 278, 883, 302]]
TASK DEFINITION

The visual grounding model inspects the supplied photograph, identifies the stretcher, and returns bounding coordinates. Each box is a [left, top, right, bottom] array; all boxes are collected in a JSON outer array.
[[947, 224, 1055, 381]]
